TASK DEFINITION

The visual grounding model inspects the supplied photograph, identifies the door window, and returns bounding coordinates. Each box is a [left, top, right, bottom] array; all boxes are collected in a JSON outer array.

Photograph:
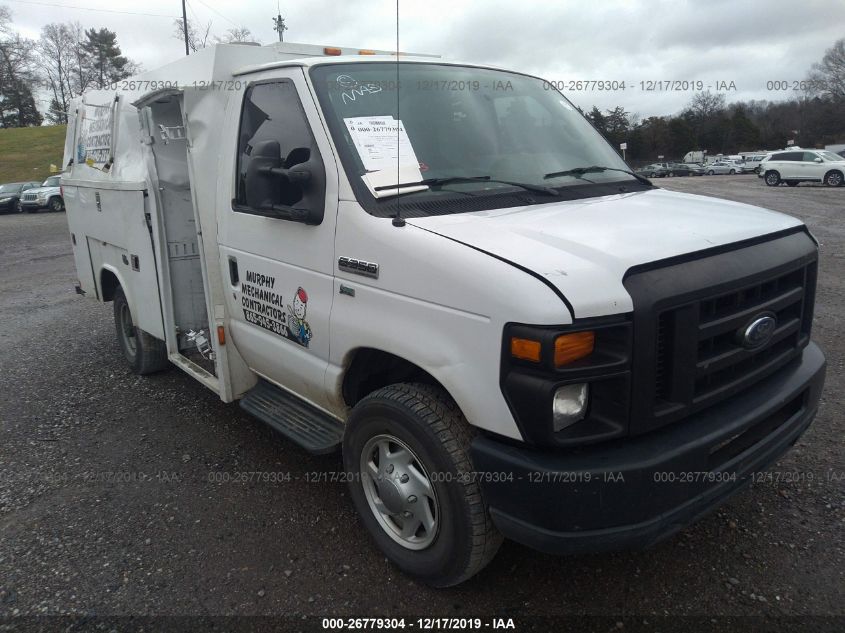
[[802, 152, 820, 162], [234, 80, 321, 213]]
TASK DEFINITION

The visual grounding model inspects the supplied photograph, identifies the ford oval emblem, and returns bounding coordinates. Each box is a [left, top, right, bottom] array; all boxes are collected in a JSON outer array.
[[739, 314, 777, 349]]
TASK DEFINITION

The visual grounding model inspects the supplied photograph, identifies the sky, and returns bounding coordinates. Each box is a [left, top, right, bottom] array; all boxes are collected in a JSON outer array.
[[5, 0, 843, 120]]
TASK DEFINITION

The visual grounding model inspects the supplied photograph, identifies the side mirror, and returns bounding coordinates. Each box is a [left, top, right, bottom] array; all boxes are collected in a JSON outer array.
[[814, 157, 823, 163], [244, 140, 325, 225]]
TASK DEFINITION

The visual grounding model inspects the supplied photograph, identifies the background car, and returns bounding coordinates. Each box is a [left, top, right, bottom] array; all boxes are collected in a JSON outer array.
[[20, 175, 64, 213], [760, 149, 845, 187], [740, 154, 768, 173], [0, 182, 41, 214], [667, 162, 703, 176], [704, 161, 739, 175], [636, 163, 668, 177]]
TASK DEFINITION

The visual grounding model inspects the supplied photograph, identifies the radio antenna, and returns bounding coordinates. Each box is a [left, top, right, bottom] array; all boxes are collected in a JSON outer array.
[[392, 0, 405, 227]]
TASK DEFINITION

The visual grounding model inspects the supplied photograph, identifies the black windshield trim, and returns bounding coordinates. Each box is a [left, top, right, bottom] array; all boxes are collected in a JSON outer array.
[[363, 180, 652, 219]]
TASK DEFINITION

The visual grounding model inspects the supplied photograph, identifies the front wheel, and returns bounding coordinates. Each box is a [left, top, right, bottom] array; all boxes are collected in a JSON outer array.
[[824, 170, 843, 187], [764, 171, 781, 186], [707, 170, 714, 176], [113, 286, 169, 374], [344, 383, 502, 587], [49, 197, 65, 212], [729, 169, 736, 175]]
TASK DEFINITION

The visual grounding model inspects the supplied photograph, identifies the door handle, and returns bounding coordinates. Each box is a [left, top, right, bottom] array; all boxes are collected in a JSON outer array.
[[228, 257, 239, 285]]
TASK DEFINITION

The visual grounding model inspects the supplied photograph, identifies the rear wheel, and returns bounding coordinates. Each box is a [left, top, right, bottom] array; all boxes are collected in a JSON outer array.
[[113, 286, 169, 374], [764, 171, 781, 186], [824, 170, 843, 187], [344, 383, 502, 587]]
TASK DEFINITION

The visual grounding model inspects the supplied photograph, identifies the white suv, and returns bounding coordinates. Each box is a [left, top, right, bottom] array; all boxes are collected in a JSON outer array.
[[760, 149, 845, 187]]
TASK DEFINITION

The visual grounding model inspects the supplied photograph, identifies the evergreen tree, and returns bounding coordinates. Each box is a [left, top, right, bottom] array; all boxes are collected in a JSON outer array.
[[82, 27, 130, 89]]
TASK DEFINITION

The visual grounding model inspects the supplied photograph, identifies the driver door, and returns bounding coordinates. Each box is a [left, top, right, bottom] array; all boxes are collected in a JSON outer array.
[[217, 70, 339, 410]]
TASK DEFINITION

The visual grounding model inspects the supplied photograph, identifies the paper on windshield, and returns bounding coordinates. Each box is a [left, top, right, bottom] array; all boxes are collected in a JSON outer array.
[[343, 116, 421, 174]]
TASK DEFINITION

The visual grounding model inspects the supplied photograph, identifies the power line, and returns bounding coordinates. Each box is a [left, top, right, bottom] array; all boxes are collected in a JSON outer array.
[[191, 0, 238, 27], [2, 0, 178, 18]]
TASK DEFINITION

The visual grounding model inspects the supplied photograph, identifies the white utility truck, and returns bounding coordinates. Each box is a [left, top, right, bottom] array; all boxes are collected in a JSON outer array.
[[63, 42, 826, 586]]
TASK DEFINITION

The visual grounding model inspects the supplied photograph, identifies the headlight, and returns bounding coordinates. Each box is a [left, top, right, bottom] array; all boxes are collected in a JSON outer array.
[[0, 197, 11, 203], [553, 383, 589, 432]]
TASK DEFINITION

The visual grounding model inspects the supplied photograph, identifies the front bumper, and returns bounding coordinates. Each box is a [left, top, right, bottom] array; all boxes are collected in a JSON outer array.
[[20, 201, 44, 210], [471, 342, 825, 554]]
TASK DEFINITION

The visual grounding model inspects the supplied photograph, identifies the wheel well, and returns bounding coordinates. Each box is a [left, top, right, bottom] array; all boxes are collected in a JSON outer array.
[[342, 348, 442, 407], [825, 169, 843, 177], [100, 269, 120, 302]]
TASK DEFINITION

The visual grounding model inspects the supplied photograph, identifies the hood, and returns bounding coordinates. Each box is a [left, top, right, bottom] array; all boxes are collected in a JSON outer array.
[[408, 188, 804, 319]]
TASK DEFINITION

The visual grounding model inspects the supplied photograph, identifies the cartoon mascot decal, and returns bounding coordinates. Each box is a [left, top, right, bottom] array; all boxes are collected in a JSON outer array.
[[286, 287, 313, 348]]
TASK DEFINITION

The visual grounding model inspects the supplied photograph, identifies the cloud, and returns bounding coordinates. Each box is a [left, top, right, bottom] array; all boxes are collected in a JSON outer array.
[[4, 0, 840, 116]]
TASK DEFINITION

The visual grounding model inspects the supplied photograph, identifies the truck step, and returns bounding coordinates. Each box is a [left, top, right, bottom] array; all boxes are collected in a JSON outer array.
[[239, 379, 344, 455]]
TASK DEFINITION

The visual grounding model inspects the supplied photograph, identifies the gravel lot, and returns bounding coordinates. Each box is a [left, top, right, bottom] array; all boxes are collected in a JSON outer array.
[[0, 175, 843, 629]]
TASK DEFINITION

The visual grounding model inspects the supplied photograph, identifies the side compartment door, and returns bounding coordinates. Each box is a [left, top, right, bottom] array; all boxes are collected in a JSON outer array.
[[218, 71, 338, 410]]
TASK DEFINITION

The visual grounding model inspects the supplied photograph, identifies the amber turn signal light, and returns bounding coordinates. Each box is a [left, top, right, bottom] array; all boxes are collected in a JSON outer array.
[[324, 47, 343, 56], [554, 331, 595, 366], [510, 337, 542, 362]]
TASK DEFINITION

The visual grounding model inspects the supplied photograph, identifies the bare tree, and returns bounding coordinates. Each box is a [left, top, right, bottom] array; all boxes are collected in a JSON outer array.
[[173, 17, 213, 53], [686, 91, 727, 120], [39, 23, 76, 124], [217, 26, 257, 44], [806, 38, 845, 99]]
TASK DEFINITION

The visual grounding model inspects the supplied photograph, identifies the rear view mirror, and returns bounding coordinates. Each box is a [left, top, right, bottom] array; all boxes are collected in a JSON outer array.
[[244, 140, 325, 225]]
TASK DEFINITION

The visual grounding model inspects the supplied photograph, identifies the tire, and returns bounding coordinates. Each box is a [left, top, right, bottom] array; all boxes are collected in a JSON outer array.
[[707, 170, 714, 176], [764, 171, 780, 186], [49, 197, 64, 212], [343, 383, 502, 587], [668, 172, 674, 177], [787, 181, 798, 187], [15, 200, 23, 213], [729, 169, 736, 175], [113, 286, 169, 375], [824, 170, 843, 187]]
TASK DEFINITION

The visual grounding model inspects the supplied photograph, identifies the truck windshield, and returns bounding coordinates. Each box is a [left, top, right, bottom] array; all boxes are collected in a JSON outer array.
[[310, 63, 638, 212]]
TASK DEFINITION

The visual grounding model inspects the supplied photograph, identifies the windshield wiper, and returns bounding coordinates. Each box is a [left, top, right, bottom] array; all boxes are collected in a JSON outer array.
[[376, 175, 559, 197], [544, 165, 653, 186]]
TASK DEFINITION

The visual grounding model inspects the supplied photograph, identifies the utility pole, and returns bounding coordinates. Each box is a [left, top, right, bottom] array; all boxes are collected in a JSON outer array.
[[181, 0, 190, 55], [273, 3, 287, 42]]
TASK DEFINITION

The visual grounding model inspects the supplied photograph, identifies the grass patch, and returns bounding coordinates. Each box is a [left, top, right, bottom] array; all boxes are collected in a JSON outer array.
[[0, 125, 67, 184]]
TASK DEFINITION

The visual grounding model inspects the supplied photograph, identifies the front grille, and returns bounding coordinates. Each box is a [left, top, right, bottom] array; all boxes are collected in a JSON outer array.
[[624, 229, 818, 435], [23, 193, 37, 201], [655, 261, 815, 416]]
